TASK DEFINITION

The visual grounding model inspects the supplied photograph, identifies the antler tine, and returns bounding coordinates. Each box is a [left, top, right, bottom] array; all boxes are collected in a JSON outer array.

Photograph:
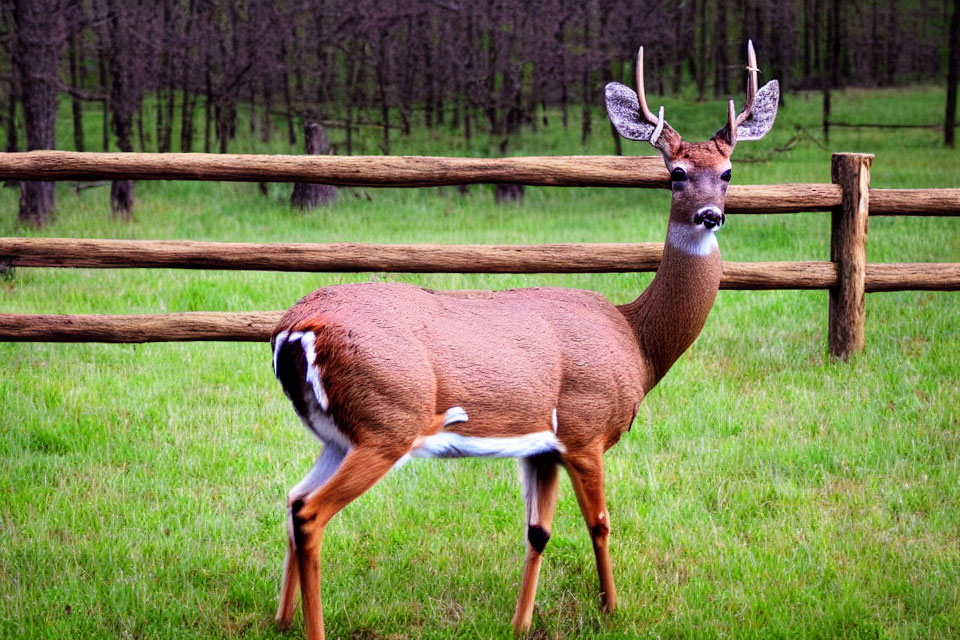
[[727, 99, 737, 145], [736, 39, 759, 127], [635, 46, 659, 124]]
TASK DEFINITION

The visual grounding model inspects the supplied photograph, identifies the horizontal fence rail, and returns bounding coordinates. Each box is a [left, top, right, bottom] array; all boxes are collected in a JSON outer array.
[[0, 312, 281, 343], [868, 189, 960, 216], [0, 237, 957, 293], [0, 151, 845, 213], [0, 152, 957, 356], [2, 152, 957, 215], [0, 237, 836, 285]]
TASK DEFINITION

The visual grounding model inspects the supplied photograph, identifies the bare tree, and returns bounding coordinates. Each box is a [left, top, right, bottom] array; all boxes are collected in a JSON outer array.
[[106, 0, 146, 219], [12, 0, 67, 227], [291, 121, 337, 208], [947, 0, 959, 147]]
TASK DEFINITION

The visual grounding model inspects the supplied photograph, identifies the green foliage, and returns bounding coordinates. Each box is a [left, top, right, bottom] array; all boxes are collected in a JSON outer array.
[[1, 88, 959, 638]]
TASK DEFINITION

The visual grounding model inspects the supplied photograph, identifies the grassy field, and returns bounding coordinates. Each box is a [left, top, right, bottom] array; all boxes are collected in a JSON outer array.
[[1, 87, 959, 639]]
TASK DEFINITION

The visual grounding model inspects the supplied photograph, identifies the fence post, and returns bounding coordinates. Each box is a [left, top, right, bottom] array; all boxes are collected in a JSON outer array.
[[829, 152, 873, 360]]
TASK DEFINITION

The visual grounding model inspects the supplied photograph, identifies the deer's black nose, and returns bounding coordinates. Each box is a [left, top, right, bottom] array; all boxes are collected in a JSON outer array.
[[694, 205, 724, 230]]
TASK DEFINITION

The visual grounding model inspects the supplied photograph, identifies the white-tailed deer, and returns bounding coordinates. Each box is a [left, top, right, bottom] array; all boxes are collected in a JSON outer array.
[[270, 41, 779, 639]]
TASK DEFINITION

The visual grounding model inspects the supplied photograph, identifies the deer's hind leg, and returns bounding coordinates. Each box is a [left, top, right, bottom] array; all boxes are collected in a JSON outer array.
[[292, 444, 402, 640], [512, 453, 560, 633], [564, 450, 616, 613], [276, 442, 348, 627]]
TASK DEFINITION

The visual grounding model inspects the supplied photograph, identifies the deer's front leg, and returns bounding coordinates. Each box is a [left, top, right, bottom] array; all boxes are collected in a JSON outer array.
[[565, 451, 616, 613], [276, 443, 348, 628], [293, 445, 400, 640], [512, 454, 560, 633]]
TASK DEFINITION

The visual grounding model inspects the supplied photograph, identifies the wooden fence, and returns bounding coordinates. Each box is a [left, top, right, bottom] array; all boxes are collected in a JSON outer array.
[[0, 151, 958, 359]]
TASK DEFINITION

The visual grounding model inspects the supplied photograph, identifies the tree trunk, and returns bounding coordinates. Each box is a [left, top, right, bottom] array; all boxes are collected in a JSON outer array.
[[560, 56, 568, 129], [14, 0, 67, 227], [693, 0, 707, 100], [4, 76, 17, 152], [4, 32, 20, 153], [107, 0, 139, 219], [261, 80, 273, 143], [377, 31, 391, 155], [67, 29, 84, 152], [812, 0, 822, 73], [946, 0, 959, 147], [280, 40, 296, 146], [204, 67, 213, 152], [291, 122, 337, 209], [180, 0, 199, 152], [493, 139, 524, 205], [580, 1, 592, 145], [110, 179, 134, 219], [180, 89, 195, 152], [802, 0, 812, 80], [97, 31, 109, 151], [672, 7, 685, 93], [494, 183, 524, 204], [714, 0, 729, 96], [883, 2, 897, 86]]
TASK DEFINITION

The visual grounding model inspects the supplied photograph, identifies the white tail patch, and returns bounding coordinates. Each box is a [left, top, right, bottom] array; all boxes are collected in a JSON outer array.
[[299, 332, 330, 412], [519, 458, 540, 526], [442, 406, 469, 427], [272, 331, 289, 375], [299, 405, 351, 450], [410, 430, 564, 459], [551, 408, 558, 433]]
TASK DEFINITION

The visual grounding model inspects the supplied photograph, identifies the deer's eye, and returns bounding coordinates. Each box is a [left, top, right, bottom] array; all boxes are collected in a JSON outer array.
[[670, 167, 688, 182], [720, 169, 732, 182]]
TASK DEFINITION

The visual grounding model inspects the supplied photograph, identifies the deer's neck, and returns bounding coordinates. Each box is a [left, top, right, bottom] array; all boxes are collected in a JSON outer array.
[[618, 218, 723, 394]]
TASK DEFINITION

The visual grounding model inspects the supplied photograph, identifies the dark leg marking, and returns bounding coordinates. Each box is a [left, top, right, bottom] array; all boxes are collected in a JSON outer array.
[[527, 524, 551, 553], [591, 521, 610, 540], [291, 498, 316, 545]]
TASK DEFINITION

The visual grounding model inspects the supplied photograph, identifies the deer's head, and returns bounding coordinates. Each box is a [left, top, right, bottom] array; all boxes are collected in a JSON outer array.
[[605, 41, 779, 255]]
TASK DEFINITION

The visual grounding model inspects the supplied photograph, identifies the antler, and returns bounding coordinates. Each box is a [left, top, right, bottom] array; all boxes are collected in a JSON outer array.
[[634, 46, 679, 152], [635, 46, 659, 124], [736, 39, 760, 127], [725, 39, 760, 146]]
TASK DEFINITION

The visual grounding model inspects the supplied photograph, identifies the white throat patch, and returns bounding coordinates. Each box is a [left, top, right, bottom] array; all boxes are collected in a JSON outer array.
[[666, 221, 720, 256]]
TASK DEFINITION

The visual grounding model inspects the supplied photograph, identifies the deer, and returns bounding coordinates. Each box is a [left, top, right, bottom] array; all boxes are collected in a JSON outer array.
[[269, 41, 779, 639]]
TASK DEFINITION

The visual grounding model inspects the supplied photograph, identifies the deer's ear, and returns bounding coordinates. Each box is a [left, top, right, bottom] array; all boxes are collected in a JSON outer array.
[[736, 80, 779, 141], [605, 82, 656, 141]]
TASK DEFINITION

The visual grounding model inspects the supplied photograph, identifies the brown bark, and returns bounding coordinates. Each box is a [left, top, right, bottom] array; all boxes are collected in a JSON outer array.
[[4, 253, 958, 347], [376, 30, 391, 155], [869, 188, 960, 214], [290, 122, 337, 209], [106, 0, 139, 219], [580, 0, 592, 145], [829, 152, 873, 361], [0, 311, 282, 343], [13, 0, 67, 226], [714, 0, 730, 96], [946, 0, 959, 147], [109, 179, 134, 219], [0, 238, 838, 288], [4, 72, 17, 153], [67, 29, 84, 152], [494, 183, 525, 204], [0, 152, 848, 212]]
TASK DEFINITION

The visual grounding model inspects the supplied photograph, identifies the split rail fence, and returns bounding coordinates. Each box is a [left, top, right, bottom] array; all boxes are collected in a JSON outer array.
[[1, 151, 958, 360]]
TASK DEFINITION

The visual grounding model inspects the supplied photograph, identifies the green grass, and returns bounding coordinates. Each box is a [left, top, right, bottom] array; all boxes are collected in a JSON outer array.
[[1, 87, 959, 639]]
